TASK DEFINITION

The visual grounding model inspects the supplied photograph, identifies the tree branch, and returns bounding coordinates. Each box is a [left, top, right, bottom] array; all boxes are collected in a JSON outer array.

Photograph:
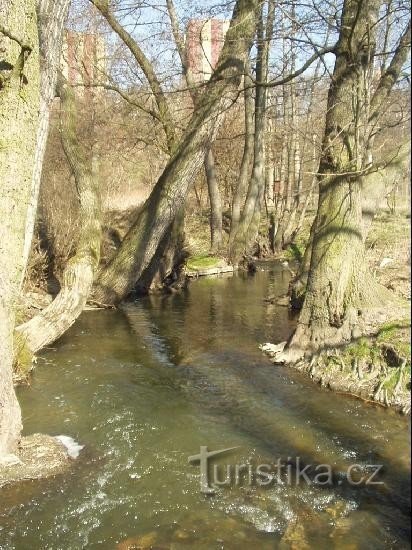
[[255, 45, 336, 87], [90, 0, 176, 153], [369, 18, 411, 124]]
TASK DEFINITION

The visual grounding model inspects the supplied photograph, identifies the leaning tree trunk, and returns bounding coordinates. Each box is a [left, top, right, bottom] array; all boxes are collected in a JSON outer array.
[[278, 0, 410, 363], [92, 0, 259, 305], [16, 79, 102, 355], [0, 0, 40, 458], [135, 210, 186, 293], [167, 0, 224, 255]]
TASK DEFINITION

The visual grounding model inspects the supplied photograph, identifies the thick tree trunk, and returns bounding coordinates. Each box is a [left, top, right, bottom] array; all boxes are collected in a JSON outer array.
[[92, 0, 258, 304], [135, 211, 186, 293], [278, 0, 410, 363], [22, 0, 71, 280], [205, 147, 223, 253], [16, 80, 102, 355], [0, 0, 40, 458]]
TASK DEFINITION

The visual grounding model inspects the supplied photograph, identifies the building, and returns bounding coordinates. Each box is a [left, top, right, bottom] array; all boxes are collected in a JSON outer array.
[[186, 19, 230, 82], [61, 30, 106, 93]]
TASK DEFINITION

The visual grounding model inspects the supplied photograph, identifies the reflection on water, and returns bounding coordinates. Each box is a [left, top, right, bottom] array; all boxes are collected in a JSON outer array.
[[1, 263, 410, 549]]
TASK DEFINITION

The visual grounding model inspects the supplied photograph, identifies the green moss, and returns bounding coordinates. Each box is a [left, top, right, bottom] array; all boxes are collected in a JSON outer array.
[[376, 319, 411, 360], [186, 255, 221, 271], [381, 364, 411, 392], [344, 338, 372, 361], [284, 243, 304, 262], [13, 333, 34, 383]]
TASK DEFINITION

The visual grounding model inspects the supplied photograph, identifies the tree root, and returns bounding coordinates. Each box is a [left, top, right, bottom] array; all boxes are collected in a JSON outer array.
[[261, 324, 411, 413]]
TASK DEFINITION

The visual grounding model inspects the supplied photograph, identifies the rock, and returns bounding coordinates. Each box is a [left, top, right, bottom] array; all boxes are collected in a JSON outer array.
[[117, 531, 158, 550], [379, 257, 394, 268], [260, 341, 287, 355], [173, 529, 190, 541], [279, 520, 310, 550], [0, 434, 70, 488], [276, 295, 290, 307]]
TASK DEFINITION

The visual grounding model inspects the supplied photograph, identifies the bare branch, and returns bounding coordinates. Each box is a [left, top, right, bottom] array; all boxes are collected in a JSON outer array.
[[90, 0, 176, 152], [370, 18, 411, 124], [254, 45, 336, 87]]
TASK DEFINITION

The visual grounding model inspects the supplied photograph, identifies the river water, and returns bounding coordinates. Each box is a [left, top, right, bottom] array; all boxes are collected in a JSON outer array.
[[1, 263, 410, 549]]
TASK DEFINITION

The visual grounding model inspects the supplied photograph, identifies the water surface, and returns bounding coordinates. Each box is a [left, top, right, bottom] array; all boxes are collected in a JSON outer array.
[[1, 263, 410, 549]]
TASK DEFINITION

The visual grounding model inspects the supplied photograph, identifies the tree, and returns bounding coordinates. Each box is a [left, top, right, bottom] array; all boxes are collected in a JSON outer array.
[[166, 0, 224, 253], [16, 76, 102, 356], [91, 0, 259, 304], [229, 0, 275, 262], [0, 0, 70, 459], [273, 0, 411, 363], [229, 61, 254, 243], [23, 0, 72, 276], [0, 0, 40, 459]]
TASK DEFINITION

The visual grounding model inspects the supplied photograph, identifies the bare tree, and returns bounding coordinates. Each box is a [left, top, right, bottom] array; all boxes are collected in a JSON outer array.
[[167, 0, 223, 252]]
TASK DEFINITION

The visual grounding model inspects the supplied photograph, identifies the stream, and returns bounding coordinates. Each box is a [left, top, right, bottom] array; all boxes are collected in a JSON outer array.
[[0, 263, 410, 549]]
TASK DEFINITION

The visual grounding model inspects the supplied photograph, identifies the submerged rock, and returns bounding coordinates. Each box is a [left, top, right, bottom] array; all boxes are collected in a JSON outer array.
[[0, 433, 71, 488]]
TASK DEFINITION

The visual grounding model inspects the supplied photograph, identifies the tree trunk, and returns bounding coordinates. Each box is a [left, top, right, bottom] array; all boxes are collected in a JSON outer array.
[[229, 0, 275, 262], [21, 0, 71, 280], [0, 0, 40, 458], [229, 66, 254, 241], [279, 0, 410, 363], [135, 210, 186, 293], [167, 0, 224, 256], [205, 147, 223, 253], [92, 0, 259, 304], [16, 79, 102, 355]]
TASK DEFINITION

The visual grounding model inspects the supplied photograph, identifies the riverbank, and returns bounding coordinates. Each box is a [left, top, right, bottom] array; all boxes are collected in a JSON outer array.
[[262, 210, 411, 413], [262, 316, 411, 413]]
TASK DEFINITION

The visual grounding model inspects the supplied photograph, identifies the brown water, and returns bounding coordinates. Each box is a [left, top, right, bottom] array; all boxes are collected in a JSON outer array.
[[0, 263, 410, 549]]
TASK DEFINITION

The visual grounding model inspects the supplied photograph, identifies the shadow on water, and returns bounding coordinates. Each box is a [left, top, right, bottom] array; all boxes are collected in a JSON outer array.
[[0, 262, 410, 549]]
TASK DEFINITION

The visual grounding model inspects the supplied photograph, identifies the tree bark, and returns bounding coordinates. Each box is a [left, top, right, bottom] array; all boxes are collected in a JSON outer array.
[[92, 0, 259, 304], [0, 0, 40, 458], [229, 0, 275, 262], [22, 0, 71, 280], [229, 65, 254, 243], [205, 147, 223, 252], [16, 79, 102, 355], [166, 0, 223, 254]]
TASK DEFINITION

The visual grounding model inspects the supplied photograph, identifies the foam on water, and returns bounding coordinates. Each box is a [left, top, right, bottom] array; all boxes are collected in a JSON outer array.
[[55, 435, 84, 459]]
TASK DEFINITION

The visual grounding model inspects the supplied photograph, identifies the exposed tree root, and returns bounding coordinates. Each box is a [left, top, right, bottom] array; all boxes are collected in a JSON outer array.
[[261, 316, 411, 413]]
